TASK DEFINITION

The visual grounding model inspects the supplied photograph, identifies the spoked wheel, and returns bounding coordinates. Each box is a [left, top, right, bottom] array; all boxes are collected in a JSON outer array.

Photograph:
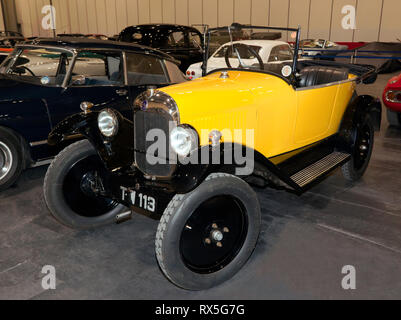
[[156, 173, 261, 290], [44, 140, 126, 229], [342, 115, 375, 181]]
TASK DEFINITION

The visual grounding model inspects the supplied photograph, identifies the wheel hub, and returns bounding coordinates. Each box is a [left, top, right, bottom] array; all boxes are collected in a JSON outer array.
[[180, 195, 248, 274], [353, 125, 371, 170], [80, 172, 99, 197], [63, 155, 118, 218], [211, 229, 224, 242], [205, 223, 230, 247], [0, 141, 13, 181]]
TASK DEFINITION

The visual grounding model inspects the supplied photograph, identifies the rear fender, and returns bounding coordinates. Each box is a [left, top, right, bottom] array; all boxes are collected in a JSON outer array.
[[338, 94, 382, 152]]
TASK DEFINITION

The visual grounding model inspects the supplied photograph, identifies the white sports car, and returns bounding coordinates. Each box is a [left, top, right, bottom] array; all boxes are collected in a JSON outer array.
[[186, 40, 295, 80]]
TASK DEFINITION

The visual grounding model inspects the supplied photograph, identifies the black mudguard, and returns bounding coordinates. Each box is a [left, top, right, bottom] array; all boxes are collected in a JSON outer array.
[[48, 111, 135, 171], [337, 94, 382, 153]]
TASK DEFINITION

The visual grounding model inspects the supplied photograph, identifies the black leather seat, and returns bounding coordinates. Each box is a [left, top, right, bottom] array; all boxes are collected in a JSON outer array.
[[298, 66, 349, 88]]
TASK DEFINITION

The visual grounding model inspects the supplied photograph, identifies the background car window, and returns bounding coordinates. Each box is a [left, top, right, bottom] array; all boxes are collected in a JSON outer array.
[[0, 48, 73, 86], [168, 31, 186, 48], [214, 44, 262, 59], [269, 45, 293, 62], [189, 32, 202, 49], [164, 60, 187, 83], [126, 53, 168, 85], [70, 51, 123, 86]]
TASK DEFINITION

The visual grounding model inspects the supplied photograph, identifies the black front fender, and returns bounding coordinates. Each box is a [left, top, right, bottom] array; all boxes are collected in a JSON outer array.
[[48, 112, 98, 146], [48, 111, 135, 171]]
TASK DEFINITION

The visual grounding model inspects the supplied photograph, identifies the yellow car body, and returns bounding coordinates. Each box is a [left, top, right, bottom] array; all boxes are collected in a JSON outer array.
[[161, 70, 357, 164]]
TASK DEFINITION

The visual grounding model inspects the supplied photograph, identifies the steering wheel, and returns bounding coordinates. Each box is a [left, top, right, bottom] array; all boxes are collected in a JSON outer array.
[[21, 66, 36, 77], [225, 44, 264, 71]]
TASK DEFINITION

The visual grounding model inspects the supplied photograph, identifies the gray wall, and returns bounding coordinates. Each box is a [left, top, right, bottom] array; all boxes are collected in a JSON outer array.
[[11, 0, 401, 41]]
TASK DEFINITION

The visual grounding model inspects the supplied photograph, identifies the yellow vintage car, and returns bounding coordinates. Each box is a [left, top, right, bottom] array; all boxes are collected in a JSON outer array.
[[44, 24, 381, 290]]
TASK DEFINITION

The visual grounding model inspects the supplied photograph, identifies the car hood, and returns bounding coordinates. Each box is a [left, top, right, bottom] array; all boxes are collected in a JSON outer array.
[[159, 70, 289, 125]]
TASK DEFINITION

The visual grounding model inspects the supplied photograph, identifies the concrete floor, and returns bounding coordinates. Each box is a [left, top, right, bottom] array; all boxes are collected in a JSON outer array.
[[1, 72, 401, 300]]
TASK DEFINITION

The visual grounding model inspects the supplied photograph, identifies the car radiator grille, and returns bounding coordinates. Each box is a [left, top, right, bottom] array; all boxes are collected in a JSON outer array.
[[134, 110, 176, 177]]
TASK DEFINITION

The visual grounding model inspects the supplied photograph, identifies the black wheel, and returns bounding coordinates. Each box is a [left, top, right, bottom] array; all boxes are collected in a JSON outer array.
[[44, 140, 126, 229], [0, 127, 24, 191], [342, 115, 375, 181], [155, 173, 261, 290], [387, 108, 401, 127]]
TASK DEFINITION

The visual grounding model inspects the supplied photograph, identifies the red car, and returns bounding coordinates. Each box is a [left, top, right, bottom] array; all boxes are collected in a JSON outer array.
[[383, 73, 401, 127]]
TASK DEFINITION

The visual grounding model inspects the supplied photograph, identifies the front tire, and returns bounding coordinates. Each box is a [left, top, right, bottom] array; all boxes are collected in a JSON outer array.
[[342, 115, 375, 181], [0, 127, 24, 191], [155, 173, 261, 290], [387, 108, 401, 127], [44, 140, 126, 229]]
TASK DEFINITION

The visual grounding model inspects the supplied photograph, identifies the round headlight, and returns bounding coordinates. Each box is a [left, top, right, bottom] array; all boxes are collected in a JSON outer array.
[[170, 126, 197, 157], [98, 109, 119, 138]]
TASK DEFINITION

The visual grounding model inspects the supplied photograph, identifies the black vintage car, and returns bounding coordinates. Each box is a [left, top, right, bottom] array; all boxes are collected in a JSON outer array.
[[0, 37, 185, 191], [118, 24, 204, 72]]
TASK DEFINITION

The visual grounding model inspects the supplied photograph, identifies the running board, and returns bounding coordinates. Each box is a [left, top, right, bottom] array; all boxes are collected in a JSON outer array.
[[290, 152, 351, 188]]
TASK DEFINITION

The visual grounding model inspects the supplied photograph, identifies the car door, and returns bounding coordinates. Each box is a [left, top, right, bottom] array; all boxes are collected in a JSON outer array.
[[46, 50, 132, 124], [294, 84, 339, 147]]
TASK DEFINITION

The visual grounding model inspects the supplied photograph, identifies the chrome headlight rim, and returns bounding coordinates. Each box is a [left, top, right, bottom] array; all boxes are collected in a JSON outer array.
[[134, 89, 180, 124], [98, 109, 119, 138], [170, 125, 198, 158]]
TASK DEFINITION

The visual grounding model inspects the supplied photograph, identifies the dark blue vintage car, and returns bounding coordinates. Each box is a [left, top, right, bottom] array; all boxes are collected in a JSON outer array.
[[0, 37, 186, 191]]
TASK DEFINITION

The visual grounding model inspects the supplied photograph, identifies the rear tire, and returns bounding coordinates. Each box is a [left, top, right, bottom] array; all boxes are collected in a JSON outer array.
[[155, 173, 261, 290], [342, 115, 374, 181], [387, 108, 401, 127], [0, 127, 23, 191], [44, 140, 126, 229]]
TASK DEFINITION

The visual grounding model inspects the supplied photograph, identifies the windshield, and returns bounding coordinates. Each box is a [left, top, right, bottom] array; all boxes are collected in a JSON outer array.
[[0, 47, 73, 86], [204, 24, 300, 79], [213, 44, 262, 59]]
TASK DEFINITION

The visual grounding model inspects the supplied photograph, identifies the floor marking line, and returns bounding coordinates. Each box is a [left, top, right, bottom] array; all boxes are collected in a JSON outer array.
[[308, 192, 401, 218], [0, 260, 28, 275], [317, 223, 401, 255]]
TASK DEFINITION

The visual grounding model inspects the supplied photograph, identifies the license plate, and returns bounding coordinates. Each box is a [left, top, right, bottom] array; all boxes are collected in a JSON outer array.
[[120, 186, 156, 213]]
